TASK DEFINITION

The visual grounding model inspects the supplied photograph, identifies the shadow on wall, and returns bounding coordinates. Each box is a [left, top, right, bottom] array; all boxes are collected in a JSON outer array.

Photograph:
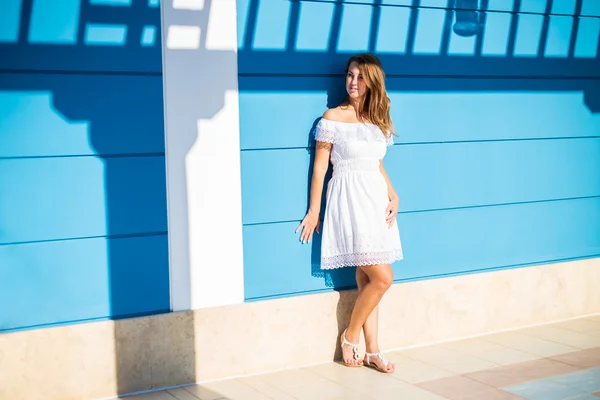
[[238, 0, 599, 109], [237, 0, 600, 296]]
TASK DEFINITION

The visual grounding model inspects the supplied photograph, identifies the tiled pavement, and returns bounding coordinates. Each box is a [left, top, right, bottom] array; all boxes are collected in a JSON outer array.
[[120, 315, 600, 400]]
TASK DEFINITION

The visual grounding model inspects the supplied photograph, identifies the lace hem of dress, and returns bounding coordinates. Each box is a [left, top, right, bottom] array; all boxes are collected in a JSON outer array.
[[320, 249, 403, 269]]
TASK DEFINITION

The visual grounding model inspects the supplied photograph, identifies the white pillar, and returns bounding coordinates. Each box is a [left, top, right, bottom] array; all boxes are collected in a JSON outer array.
[[161, 0, 244, 310]]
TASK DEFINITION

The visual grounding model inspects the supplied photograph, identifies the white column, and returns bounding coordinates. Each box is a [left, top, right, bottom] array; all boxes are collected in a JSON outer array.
[[161, 0, 244, 310]]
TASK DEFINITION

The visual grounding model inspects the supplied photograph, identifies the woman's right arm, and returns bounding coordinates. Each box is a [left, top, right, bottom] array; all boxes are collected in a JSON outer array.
[[296, 141, 332, 244]]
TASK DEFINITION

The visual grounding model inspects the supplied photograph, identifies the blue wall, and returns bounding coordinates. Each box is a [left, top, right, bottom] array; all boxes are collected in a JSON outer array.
[[0, 0, 169, 332], [237, 0, 600, 300]]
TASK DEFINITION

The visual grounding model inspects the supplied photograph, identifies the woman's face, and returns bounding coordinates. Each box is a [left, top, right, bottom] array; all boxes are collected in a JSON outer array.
[[346, 61, 367, 100]]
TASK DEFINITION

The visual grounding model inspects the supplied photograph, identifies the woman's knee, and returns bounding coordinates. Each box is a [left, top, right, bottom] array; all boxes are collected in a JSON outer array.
[[377, 273, 393, 292], [364, 265, 393, 292]]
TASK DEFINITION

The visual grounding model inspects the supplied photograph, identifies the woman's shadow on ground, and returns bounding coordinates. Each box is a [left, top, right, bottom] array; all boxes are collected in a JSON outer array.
[[305, 84, 361, 361]]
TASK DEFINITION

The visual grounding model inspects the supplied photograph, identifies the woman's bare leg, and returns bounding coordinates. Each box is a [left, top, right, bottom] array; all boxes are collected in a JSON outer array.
[[341, 264, 393, 365], [356, 268, 380, 353], [352, 266, 395, 372]]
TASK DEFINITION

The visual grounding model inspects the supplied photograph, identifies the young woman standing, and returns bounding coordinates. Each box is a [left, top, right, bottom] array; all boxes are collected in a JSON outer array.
[[297, 53, 403, 373]]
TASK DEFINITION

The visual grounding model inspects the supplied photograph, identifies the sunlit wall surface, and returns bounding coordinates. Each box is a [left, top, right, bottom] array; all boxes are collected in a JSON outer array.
[[0, 0, 169, 332], [237, 0, 600, 300]]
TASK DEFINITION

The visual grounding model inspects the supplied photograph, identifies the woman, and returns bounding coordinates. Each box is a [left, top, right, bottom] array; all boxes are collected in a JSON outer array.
[[296, 53, 403, 373]]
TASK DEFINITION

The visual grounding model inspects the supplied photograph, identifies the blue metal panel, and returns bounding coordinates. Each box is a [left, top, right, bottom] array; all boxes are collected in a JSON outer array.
[[241, 139, 600, 225], [241, 149, 313, 225], [520, 0, 548, 14], [237, 2, 600, 76], [545, 16, 575, 57], [0, 156, 167, 244], [237, 0, 600, 302], [252, 0, 291, 50], [551, 0, 577, 16], [575, 18, 600, 58], [91, 0, 133, 5], [375, 5, 411, 54], [0, 74, 165, 157], [382, 0, 600, 16], [84, 24, 128, 46], [514, 14, 545, 56], [293, 0, 600, 17], [295, 1, 335, 52], [581, 0, 600, 17], [413, 7, 446, 54], [237, 0, 252, 50], [243, 222, 356, 299], [337, 4, 373, 52], [244, 197, 600, 300], [0, 0, 162, 72], [28, 0, 81, 44], [0, 0, 168, 331], [0, 234, 169, 331], [239, 77, 600, 150], [0, 0, 23, 43], [481, 11, 512, 56]]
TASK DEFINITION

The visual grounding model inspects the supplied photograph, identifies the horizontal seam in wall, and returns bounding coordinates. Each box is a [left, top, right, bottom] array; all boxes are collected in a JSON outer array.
[[0, 70, 162, 77], [0, 231, 168, 247], [242, 195, 600, 227], [394, 136, 600, 146], [240, 136, 600, 152], [239, 73, 600, 79], [244, 253, 600, 302], [298, 0, 600, 19], [0, 152, 166, 160]]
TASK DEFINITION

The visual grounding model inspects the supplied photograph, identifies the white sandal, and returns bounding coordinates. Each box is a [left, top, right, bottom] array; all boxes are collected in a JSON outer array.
[[364, 352, 394, 373], [340, 329, 363, 367]]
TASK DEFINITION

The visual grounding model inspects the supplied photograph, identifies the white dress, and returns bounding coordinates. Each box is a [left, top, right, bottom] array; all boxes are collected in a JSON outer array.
[[314, 118, 403, 270]]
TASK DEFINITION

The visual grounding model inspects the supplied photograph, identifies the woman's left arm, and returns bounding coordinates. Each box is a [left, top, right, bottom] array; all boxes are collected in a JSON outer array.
[[380, 160, 399, 228]]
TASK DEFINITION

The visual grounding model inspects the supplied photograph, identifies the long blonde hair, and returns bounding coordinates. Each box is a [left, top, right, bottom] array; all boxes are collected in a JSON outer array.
[[344, 53, 394, 137]]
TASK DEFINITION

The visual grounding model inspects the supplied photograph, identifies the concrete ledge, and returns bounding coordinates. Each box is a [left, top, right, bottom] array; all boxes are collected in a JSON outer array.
[[1, 258, 599, 400]]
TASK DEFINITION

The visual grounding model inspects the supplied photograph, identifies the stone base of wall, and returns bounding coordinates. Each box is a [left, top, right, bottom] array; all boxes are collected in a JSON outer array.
[[2, 258, 599, 400]]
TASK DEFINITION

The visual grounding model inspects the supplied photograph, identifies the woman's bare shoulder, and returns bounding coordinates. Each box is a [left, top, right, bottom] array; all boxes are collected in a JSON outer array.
[[322, 107, 345, 122]]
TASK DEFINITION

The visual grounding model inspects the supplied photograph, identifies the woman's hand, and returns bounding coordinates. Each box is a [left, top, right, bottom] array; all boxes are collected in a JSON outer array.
[[296, 210, 320, 244], [385, 198, 399, 228]]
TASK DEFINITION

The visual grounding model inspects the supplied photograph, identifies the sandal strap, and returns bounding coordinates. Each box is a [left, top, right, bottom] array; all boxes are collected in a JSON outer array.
[[342, 331, 361, 361], [342, 336, 359, 348], [366, 352, 389, 366]]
